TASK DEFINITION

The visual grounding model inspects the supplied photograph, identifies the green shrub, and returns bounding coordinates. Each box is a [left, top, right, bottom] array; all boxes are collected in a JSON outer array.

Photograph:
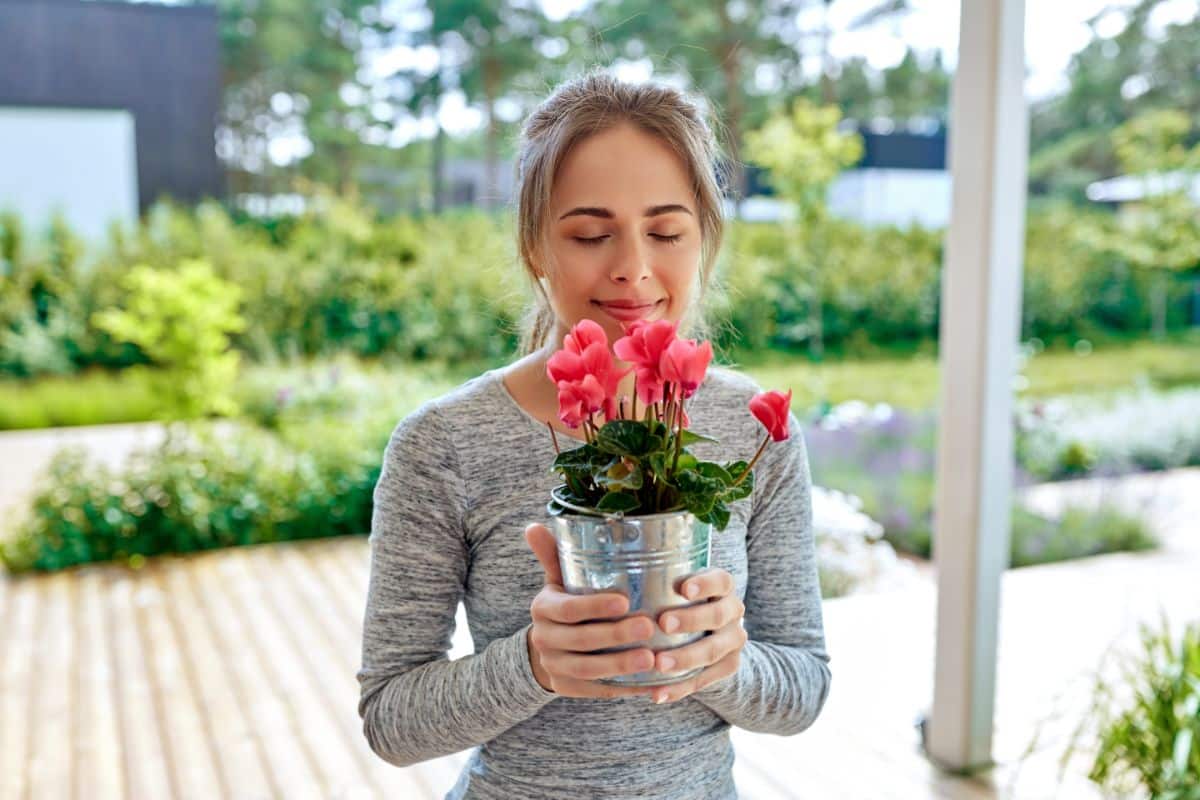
[[0, 418, 387, 573], [91, 259, 246, 419], [0, 365, 162, 429], [6, 189, 1199, 382], [1064, 613, 1200, 799], [0, 361, 454, 573], [1008, 506, 1157, 567]]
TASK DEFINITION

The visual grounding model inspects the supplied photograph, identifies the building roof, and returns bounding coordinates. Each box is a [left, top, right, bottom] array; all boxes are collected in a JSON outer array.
[[1086, 170, 1200, 203]]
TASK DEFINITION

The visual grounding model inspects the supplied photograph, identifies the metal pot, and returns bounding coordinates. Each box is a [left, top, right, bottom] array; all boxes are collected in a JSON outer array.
[[545, 484, 712, 686]]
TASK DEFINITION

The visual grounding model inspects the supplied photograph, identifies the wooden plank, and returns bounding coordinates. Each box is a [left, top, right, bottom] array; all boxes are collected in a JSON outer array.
[[27, 570, 73, 800], [0, 573, 38, 800], [74, 566, 128, 800], [267, 543, 436, 798], [220, 544, 377, 800], [134, 557, 226, 799], [309, 538, 474, 795], [187, 550, 326, 800], [155, 553, 275, 800], [108, 568, 175, 799]]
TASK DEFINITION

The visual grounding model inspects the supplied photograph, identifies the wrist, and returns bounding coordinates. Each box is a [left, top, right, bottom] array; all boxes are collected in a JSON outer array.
[[526, 628, 554, 692]]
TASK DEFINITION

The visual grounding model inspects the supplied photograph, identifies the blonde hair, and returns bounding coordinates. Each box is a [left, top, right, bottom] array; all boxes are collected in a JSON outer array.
[[512, 68, 730, 356]]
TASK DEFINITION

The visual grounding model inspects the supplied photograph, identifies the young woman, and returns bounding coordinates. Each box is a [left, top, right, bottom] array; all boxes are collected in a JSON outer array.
[[356, 69, 831, 800]]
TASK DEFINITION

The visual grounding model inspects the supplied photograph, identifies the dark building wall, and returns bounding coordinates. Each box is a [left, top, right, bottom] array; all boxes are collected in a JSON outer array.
[[744, 127, 949, 197], [0, 0, 224, 212]]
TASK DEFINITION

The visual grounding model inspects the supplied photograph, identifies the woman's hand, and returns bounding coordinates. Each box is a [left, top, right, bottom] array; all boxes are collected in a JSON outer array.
[[648, 567, 748, 704], [524, 523, 657, 699]]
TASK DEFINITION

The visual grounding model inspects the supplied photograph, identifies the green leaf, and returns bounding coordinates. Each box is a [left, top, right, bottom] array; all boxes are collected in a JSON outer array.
[[696, 502, 731, 532], [596, 420, 664, 457], [695, 461, 733, 484], [648, 450, 694, 480], [721, 478, 753, 504], [679, 429, 720, 447], [596, 458, 644, 492], [596, 491, 640, 514], [552, 443, 601, 469], [675, 467, 724, 496], [681, 492, 715, 517]]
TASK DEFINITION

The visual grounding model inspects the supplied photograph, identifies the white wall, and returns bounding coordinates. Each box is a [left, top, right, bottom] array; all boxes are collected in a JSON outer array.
[[0, 106, 138, 243], [828, 168, 952, 228]]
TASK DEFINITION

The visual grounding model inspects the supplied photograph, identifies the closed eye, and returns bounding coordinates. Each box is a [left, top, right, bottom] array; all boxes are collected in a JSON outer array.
[[573, 234, 683, 246]]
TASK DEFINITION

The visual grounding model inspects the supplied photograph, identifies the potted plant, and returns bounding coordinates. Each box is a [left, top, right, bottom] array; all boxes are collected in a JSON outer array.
[[542, 318, 793, 686]]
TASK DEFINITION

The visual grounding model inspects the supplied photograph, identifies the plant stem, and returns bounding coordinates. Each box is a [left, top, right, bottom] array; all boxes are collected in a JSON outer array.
[[729, 434, 770, 488], [670, 386, 684, 476], [546, 421, 560, 455]]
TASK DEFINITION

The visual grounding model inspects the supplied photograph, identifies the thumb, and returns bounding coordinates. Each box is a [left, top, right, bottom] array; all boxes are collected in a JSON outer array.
[[524, 523, 563, 588]]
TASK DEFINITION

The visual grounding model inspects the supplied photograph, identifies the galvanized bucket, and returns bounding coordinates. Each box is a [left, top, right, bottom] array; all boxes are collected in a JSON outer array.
[[545, 484, 712, 686]]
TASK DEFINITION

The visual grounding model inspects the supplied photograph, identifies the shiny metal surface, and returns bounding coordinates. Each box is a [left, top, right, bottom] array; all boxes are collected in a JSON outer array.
[[547, 485, 712, 686]]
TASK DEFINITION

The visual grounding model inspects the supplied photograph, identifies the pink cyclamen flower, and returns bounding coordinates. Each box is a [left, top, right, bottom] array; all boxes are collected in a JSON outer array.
[[557, 375, 606, 428], [749, 389, 792, 442], [613, 319, 678, 406], [580, 341, 632, 422], [551, 319, 632, 426], [659, 338, 712, 401], [546, 348, 588, 384], [563, 318, 608, 356]]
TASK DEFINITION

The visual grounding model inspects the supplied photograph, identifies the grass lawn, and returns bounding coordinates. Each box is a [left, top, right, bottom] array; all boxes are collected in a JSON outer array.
[[731, 336, 1200, 411], [2, 336, 1197, 430]]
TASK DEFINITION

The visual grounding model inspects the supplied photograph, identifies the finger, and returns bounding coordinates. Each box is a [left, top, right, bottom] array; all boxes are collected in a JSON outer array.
[[533, 615, 655, 653], [659, 594, 744, 635], [525, 523, 564, 587], [549, 674, 656, 700], [654, 621, 747, 675], [541, 646, 656, 681], [531, 586, 630, 624], [651, 648, 741, 704], [675, 568, 735, 602]]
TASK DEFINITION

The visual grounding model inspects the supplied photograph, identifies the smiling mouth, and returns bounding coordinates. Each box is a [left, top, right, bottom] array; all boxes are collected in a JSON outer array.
[[592, 299, 664, 309], [592, 300, 663, 325]]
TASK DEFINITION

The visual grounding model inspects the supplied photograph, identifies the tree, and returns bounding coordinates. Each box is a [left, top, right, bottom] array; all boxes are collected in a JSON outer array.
[[216, 0, 393, 197], [582, 0, 805, 215], [744, 98, 863, 357], [1029, 0, 1200, 203], [413, 0, 565, 210], [1106, 110, 1200, 338]]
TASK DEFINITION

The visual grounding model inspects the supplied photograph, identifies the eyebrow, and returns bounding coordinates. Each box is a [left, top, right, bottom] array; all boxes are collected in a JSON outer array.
[[557, 204, 693, 221]]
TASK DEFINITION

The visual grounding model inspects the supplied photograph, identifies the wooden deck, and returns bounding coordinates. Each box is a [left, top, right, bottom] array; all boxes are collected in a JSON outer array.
[[2, 468, 1197, 799]]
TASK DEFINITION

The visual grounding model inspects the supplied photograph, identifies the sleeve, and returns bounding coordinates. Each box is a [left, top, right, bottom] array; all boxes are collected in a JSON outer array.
[[688, 410, 833, 735], [356, 404, 557, 768]]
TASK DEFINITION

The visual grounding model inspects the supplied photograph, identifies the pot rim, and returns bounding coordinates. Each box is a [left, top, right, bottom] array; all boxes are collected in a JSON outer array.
[[548, 483, 698, 522]]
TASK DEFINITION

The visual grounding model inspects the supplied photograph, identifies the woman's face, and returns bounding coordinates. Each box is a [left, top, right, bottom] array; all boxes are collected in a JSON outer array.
[[540, 122, 703, 351]]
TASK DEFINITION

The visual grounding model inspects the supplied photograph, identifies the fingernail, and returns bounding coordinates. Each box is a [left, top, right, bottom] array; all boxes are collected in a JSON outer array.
[[660, 656, 676, 671], [654, 690, 669, 704], [684, 583, 698, 598], [662, 616, 679, 633]]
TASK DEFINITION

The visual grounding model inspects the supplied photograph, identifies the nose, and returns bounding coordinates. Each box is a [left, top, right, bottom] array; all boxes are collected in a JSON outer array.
[[609, 233, 651, 284]]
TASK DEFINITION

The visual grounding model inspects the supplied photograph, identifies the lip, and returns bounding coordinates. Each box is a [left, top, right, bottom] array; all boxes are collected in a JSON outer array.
[[593, 299, 662, 321]]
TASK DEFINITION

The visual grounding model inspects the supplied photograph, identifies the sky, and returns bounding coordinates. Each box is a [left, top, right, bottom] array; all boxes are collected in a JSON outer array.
[[270, 0, 1200, 164]]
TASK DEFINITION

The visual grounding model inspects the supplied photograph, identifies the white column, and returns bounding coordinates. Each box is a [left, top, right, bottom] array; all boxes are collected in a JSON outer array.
[[926, 0, 1029, 772]]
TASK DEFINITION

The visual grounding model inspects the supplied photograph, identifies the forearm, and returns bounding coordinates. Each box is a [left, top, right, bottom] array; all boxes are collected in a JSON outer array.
[[358, 623, 557, 767], [689, 638, 832, 735]]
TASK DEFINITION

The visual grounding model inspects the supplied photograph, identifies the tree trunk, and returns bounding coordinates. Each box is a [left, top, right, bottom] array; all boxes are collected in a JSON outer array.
[[432, 118, 445, 214], [821, 0, 836, 105], [1150, 270, 1169, 339], [483, 54, 500, 211], [716, 0, 745, 218]]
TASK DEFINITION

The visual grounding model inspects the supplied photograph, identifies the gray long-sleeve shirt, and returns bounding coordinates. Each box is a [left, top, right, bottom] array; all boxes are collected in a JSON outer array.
[[356, 365, 832, 799]]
